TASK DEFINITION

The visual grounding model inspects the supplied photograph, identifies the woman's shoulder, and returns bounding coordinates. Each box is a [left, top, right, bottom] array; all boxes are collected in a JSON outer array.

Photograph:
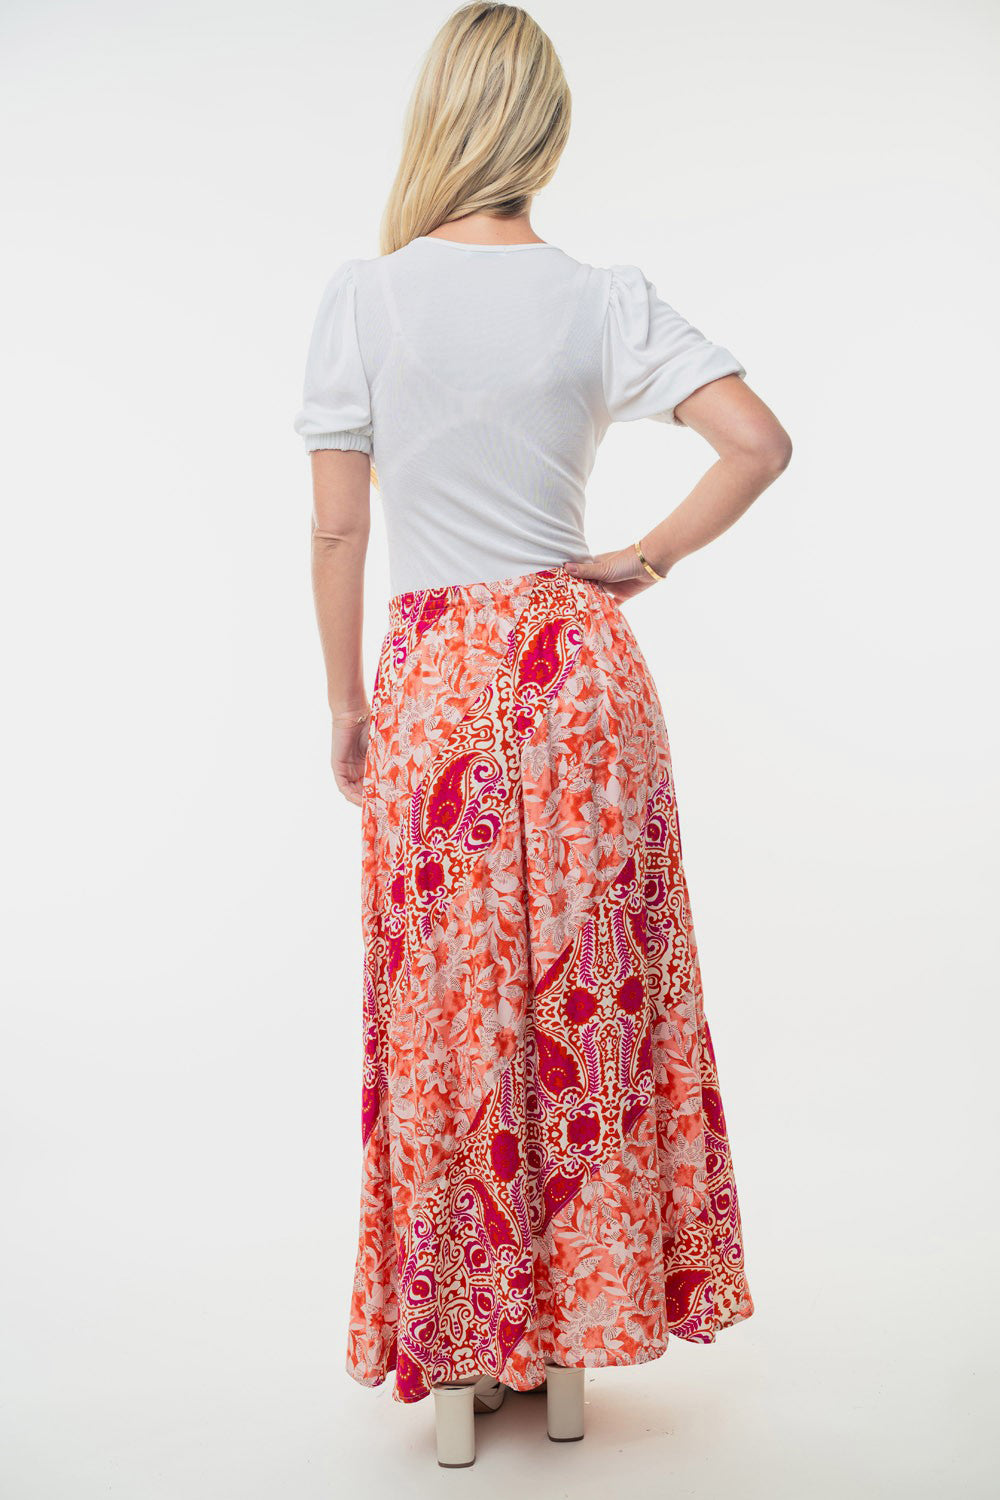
[[322, 244, 637, 322]]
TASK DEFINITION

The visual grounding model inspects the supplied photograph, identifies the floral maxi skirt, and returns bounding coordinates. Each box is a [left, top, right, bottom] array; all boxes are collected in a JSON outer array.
[[350, 563, 754, 1405]]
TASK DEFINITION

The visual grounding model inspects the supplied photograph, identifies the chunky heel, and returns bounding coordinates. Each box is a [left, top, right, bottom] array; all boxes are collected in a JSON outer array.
[[432, 1378, 478, 1467], [545, 1362, 585, 1441]]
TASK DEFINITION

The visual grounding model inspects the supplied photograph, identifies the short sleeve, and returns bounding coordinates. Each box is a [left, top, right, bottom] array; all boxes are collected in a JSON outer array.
[[601, 262, 745, 426], [292, 259, 373, 454]]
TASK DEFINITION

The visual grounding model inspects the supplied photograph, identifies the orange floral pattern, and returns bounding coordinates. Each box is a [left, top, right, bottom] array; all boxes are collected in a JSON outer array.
[[349, 564, 753, 1404]]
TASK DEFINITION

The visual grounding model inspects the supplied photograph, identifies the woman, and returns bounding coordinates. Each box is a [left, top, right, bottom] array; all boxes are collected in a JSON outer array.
[[293, 2, 790, 1469]]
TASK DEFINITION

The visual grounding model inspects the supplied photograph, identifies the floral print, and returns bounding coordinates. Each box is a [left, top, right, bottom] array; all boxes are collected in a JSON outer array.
[[349, 563, 753, 1405]]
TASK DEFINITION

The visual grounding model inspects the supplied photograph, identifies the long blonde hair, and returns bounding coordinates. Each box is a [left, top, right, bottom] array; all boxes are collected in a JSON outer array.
[[380, 4, 571, 257]]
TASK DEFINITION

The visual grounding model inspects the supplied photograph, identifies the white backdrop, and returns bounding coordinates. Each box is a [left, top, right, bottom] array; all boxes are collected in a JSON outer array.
[[2, 1, 997, 1496]]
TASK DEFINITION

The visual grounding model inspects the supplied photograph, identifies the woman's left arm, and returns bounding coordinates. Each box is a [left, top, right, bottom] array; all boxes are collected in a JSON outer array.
[[309, 448, 372, 806]]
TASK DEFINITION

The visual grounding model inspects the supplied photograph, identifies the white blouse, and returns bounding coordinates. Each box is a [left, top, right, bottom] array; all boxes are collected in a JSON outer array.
[[293, 236, 745, 595]]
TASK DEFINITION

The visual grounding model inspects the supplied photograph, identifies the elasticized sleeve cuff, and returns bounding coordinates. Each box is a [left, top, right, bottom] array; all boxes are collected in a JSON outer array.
[[303, 431, 373, 454]]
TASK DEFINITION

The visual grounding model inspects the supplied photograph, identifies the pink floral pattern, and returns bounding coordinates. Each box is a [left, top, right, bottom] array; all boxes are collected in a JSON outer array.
[[349, 563, 753, 1404]]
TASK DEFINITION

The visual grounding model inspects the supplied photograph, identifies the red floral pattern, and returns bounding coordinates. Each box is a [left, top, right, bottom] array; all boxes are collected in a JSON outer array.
[[349, 564, 753, 1404]]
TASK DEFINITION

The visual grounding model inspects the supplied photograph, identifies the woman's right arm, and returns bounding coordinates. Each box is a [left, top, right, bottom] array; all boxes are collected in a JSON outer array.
[[641, 374, 793, 575], [565, 376, 792, 598]]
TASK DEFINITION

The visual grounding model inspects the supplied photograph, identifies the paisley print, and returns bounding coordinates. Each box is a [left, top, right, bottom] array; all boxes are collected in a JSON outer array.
[[350, 563, 753, 1404]]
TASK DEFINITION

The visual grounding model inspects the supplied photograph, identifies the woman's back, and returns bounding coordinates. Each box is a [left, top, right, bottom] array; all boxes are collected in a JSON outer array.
[[294, 235, 746, 594]]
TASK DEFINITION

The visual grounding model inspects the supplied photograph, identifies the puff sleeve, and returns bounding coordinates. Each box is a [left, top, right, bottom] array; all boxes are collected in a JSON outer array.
[[601, 262, 745, 426], [292, 259, 373, 454]]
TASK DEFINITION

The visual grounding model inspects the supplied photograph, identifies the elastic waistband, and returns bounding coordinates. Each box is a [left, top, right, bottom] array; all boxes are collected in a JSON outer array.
[[386, 562, 599, 636]]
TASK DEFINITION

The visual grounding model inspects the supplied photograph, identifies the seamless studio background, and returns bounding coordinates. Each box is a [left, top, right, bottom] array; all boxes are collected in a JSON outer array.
[[1, 1, 997, 1496]]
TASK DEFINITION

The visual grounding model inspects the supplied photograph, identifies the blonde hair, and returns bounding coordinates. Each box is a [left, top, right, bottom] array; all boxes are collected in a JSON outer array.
[[379, 4, 571, 256]]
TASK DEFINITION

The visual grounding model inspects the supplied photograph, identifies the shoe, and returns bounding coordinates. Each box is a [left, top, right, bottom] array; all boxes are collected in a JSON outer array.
[[431, 1373, 507, 1467], [472, 1374, 506, 1413], [544, 1361, 585, 1442]]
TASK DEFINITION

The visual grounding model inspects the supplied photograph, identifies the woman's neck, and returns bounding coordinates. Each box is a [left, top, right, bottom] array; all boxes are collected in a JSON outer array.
[[424, 211, 544, 247]]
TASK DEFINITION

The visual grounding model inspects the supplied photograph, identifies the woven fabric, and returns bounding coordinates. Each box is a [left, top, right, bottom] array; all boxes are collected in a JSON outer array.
[[349, 564, 754, 1403]]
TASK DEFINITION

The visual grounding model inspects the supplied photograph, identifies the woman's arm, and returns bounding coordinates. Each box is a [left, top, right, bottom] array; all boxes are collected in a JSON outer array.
[[565, 375, 793, 599], [309, 448, 372, 805]]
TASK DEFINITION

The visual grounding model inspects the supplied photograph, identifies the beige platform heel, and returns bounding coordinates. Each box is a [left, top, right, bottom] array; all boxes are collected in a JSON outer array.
[[544, 1361, 585, 1441], [431, 1373, 506, 1467]]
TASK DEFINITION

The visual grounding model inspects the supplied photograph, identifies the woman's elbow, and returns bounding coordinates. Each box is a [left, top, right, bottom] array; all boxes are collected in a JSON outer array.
[[759, 429, 793, 477], [734, 421, 793, 481]]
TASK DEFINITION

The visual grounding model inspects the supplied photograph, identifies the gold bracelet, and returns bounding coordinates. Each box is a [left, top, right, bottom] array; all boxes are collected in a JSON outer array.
[[332, 708, 369, 724], [634, 538, 665, 582]]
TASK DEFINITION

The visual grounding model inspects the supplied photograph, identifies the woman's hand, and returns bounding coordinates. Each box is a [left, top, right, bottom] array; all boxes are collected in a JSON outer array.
[[563, 543, 666, 602], [331, 706, 370, 807]]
